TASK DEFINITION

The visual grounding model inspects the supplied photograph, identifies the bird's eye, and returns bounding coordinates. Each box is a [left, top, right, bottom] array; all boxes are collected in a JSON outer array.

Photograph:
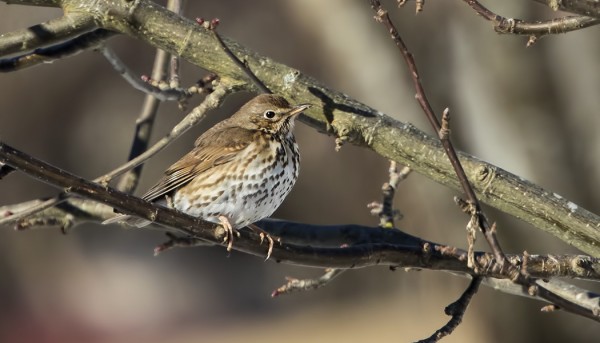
[[263, 110, 276, 119]]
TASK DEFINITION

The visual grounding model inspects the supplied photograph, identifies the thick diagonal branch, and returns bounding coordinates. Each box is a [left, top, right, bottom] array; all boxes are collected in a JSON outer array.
[[1, 141, 599, 320]]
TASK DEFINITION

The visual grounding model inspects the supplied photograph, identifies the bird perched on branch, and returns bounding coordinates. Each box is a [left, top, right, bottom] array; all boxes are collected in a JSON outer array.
[[104, 94, 311, 259]]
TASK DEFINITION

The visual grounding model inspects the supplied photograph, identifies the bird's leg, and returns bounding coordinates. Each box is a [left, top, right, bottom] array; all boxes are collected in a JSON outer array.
[[247, 223, 278, 260], [218, 215, 235, 252]]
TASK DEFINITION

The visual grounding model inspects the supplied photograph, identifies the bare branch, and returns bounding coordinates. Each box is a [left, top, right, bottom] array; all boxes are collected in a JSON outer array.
[[2, 0, 59, 7], [114, 48, 168, 194], [370, 1, 506, 265], [98, 80, 238, 184], [272, 269, 345, 297], [1, 141, 600, 320], [464, 0, 600, 42], [0, 81, 236, 226], [0, 29, 116, 72], [200, 18, 272, 94], [100, 47, 184, 101], [115, 0, 187, 194], [0, 12, 97, 57], [370, 0, 600, 332], [417, 277, 482, 343], [533, 0, 600, 18]]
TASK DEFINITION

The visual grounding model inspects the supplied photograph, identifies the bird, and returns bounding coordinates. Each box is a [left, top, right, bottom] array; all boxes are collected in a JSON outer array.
[[104, 94, 310, 259]]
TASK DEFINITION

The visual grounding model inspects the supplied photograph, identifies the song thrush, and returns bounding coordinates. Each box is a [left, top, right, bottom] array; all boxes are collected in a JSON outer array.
[[105, 94, 310, 258]]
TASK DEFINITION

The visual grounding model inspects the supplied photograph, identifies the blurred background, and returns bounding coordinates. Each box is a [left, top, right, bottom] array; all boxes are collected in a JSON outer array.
[[1, 0, 600, 342]]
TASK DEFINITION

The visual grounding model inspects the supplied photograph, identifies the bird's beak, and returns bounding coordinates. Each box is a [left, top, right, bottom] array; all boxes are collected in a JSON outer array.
[[286, 104, 311, 117]]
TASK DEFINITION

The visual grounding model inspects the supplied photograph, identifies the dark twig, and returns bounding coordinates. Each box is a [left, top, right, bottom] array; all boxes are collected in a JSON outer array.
[[368, 0, 600, 337], [463, 0, 600, 46], [271, 269, 345, 297], [370, 0, 506, 266], [100, 47, 185, 101], [417, 277, 482, 343], [196, 18, 272, 94], [0, 29, 116, 72], [115, 48, 169, 194], [115, 0, 185, 194]]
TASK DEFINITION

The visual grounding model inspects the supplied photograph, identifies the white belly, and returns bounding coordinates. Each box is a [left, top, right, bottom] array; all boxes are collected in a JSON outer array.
[[172, 138, 299, 229]]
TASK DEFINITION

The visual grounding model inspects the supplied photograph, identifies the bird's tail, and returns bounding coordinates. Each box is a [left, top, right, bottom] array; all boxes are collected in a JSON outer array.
[[102, 214, 152, 228]]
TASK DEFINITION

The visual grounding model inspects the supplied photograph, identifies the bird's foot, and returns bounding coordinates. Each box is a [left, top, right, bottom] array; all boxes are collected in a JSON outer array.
[[248, 223, 279, 260], [218, 215, 235, 252]]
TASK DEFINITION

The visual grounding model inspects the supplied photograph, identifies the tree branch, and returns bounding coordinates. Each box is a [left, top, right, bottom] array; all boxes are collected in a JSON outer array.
[[417, 277, 482, 343], [533, 0, 600, 18], [0, 29, 116, 72], [0, 12, 97, 57], [114, 0, 186, 194], [3, 0, 59, 7], [1, 141, 600, 320], [464, 0, 600, 45], [0, 80, 236, 227]]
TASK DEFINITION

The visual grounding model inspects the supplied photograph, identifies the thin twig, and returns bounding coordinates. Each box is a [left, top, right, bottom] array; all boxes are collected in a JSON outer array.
[[417, 277, 482, 343], [0, 193, 67, 227], [0, 81, 235, 226], [271, 269, 345, 297], [100, 47, 184, 101], [115, 48, 169, 193], [370, 0, 506, 266], [463, 0, 600, 46], [98, 80, 235, 183], [115, 0, 185, 194], [197, 18, 272, 94], [369, 0, 600, 336]]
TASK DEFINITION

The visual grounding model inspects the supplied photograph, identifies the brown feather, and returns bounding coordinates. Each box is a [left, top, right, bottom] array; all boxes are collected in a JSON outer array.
[[141, 125, 255, 201]]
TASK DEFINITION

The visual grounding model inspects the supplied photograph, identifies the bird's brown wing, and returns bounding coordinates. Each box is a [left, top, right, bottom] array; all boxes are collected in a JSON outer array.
[[141, 126, 255, 202]]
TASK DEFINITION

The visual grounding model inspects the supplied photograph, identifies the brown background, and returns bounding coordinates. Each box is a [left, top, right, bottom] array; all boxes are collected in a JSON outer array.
[[1, 1, 599, 342]]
